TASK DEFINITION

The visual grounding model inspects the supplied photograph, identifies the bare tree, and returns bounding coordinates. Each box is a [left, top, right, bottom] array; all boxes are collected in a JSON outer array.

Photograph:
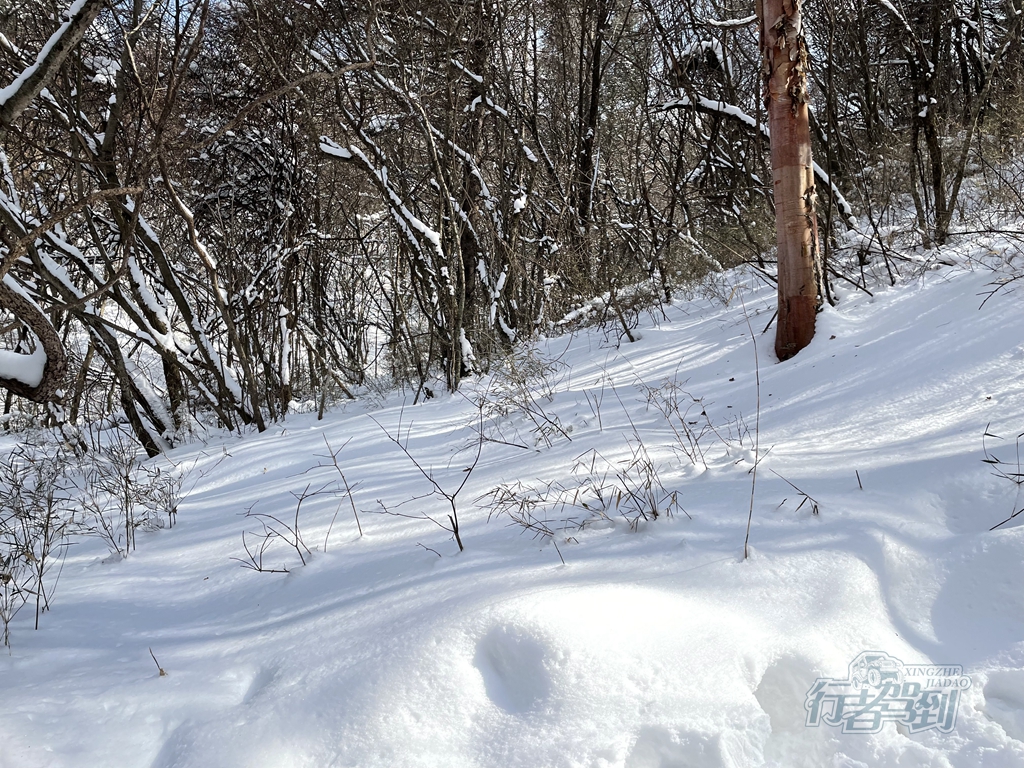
[[0, 0, 106, 403]]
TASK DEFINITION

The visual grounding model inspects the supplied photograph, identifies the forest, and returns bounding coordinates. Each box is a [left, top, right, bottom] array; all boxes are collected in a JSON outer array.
[[1, 0, 1021, 453]]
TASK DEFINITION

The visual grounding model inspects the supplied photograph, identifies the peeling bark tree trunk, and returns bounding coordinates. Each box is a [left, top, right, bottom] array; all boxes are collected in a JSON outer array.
[[757, 0, 822, 360]]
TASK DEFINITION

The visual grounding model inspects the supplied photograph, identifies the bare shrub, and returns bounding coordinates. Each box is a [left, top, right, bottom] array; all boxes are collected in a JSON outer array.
[[478, 348, 572, 449], [0, 445, 75, 647], [483, 437, 690, 556], [984, 423, 1024, 530], [234, 494, 314, 574], [636, 377, 733, 469], [370, 407, 485, 553], [78, 427, 185, 558]]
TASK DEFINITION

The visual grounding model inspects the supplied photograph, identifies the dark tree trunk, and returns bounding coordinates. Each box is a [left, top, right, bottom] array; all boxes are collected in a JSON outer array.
[[0, 283, 67, 403]]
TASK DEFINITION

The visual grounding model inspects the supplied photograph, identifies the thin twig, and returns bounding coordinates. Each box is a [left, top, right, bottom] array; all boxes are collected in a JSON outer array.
[[551, 537, 566, 566], [417, 543, 442, 558], [990, 507, 1023, 531], [740, 295, 760, 560], [769, 469, 820, 515], [148, 647, 167, 677]]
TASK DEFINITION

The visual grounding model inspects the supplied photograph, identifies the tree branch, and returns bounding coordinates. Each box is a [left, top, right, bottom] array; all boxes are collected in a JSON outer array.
[[0, 0, 107, 129]]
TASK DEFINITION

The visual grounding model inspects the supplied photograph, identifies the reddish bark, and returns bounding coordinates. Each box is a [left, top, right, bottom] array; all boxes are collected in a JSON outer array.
[[758, 0, 822, 360]]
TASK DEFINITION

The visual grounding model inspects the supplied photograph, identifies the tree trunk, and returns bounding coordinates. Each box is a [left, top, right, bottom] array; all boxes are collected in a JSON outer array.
[[757, 0, 822, 361], [457, 0, 490, 377], [576, 0, 610, 229], [0, 282, 67, 403]]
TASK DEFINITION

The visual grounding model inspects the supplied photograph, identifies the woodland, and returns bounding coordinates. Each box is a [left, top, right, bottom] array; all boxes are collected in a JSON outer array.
[[0, 0, 1021, 448]]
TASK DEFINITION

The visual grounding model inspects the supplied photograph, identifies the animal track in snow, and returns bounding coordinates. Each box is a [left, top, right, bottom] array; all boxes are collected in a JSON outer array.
[[753, 655, 836, 768], [473, 623, 553, 714], [984, 670, 1024, 742], [624, 726, 724, 768]]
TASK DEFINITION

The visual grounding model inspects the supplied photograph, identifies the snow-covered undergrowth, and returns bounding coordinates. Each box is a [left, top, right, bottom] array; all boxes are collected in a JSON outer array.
[[3, 250, 1024, 768]]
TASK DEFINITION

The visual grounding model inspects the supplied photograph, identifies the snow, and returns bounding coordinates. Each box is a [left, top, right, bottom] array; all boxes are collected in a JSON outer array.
[[0, 276, 49, 388], [0, 341, 45, 388], [876, 0, 917, 37], [279, 306, 291, 388], [451, 59, 484, 84], [3, 252, 1024, 766], [707, 15, 756, 29], [83, 55, 121, 86], [459, 326, 476, 371], [128, 255, 174, 350]]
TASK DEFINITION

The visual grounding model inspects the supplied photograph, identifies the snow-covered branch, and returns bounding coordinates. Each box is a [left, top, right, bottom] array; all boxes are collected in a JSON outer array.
[[0, 0, 106, 129], [658, 94, 857, 229], [705, 15, 756, 29]]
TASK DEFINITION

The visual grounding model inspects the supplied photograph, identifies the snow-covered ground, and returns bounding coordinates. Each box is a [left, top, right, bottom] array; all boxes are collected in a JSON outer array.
[[2, 251, 1024, 767]]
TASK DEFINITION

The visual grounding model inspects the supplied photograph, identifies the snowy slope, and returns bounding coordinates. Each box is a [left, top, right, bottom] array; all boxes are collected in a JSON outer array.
[[2, 256, 1024, 768]]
